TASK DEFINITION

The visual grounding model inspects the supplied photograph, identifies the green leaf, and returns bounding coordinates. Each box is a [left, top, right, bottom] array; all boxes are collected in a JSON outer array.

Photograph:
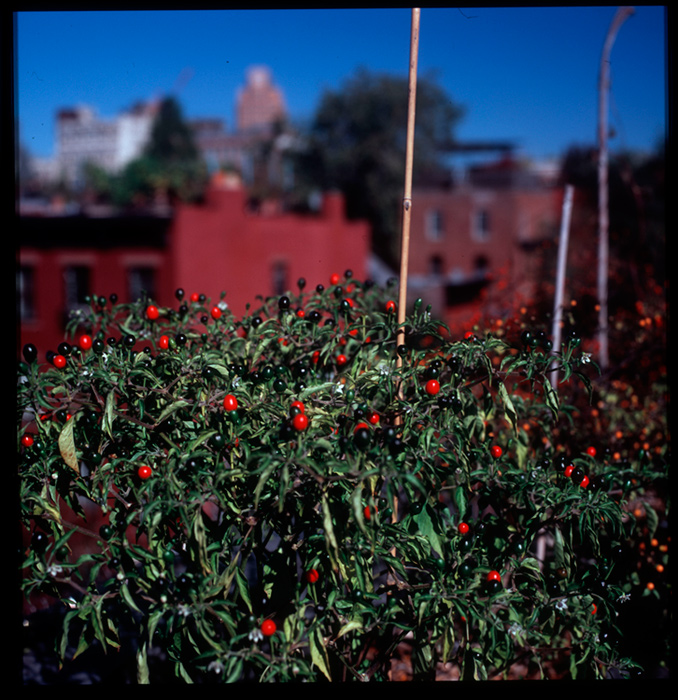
[[498, 383, 518, 432], [157, 400, 190, 425], [136, 641, 150, 684], [337, 619, 363, 637], [58, 416, 79, 473], [414, 505, 442, 557], [103, 390, 116, 438], [543, 378, 560, 418], [321, 494, 340, 567], [309, 626, 332, 681], [120, 582, 142, 613], [234, 567, 252, 613]]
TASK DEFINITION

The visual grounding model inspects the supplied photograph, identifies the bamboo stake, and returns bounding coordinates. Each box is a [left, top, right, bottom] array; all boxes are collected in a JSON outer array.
[[597, 6, 634, 371], [392, 8, 420, 526], [396, 7, 421, 384]]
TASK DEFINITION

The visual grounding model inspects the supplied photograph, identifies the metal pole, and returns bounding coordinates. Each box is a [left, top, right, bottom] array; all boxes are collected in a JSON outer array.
[[550, 184, 574, 387], [597, 6, 634, 370]]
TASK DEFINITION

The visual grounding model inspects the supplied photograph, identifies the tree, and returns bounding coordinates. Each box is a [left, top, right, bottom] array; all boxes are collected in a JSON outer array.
[[295, 68, 465, 265], [144, 96, 200, 164], [111, 96, 207, 209]]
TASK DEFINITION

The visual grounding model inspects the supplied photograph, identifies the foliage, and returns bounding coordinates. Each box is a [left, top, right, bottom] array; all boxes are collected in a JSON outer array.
[[18, 274, 669, 682], [294, 68, 465, 264], [80, 96, 208, 210]]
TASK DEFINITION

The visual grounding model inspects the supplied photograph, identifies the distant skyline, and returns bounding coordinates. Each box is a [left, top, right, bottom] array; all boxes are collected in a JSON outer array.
[[15, 7, 667, 164]]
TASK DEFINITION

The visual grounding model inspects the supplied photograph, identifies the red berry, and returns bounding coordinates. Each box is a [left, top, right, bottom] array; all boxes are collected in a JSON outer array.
[[21, 434, 34, 448], [458, 522, 470, 535], [138, 465, 152, 480], [78, 334, 92, 351], [464, 330, 475, 341], [261, 619, 277, 637], [486, 570, 502, 583], [159, 335, 170, 350], [353, 421, 370, 433], [211, 306, 222, 320], [305, 568, 320, 584], [580, 475, 590, 488], [292, 413, 309, 431], [490, 445, 503, 459], [190, 292, 200, 303], [564, 464, 575, 478], [364, 505, 377, 521], [312, 350, 320, 364], [586, 446, 597, 457], [53, 354, 66, 369], [367, 411, 380, 425], [296, 308, 305, 318], [290, 400, 306, 415], [330, 273, 340, 285], [146, 305, 159, 320], [385, 300, 396, 313], [336, 354, 348, 366], [425, 379, 440, 395], [223, 394, 238, 412]]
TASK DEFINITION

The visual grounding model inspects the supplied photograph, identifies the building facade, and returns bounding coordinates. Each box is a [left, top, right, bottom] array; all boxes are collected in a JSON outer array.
[[18, 178, 370, 355], [54, 102, 158, 188], [405, 162, 562, 328], [236, 65, 287, 133]]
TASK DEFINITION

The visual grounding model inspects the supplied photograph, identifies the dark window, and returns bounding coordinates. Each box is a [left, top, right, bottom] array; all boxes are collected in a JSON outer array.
[[426, 209, 444, 241], [17, 265, 36, 321], [63, 265, 90, 312], [429, 254, 444, 276], [272, 261, 288, 296], [128, 267, 156, 302], [473, 209, 491, 241]]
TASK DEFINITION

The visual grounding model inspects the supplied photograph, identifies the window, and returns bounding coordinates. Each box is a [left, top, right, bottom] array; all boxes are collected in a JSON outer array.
[[425, 209, 444, 241], [128, 266, 156, 302], [17, 265, 36, 321], [429, 254, 444, 276], [472, 209, 491, 242], [63, 265, 91, 312], [272, 260, 288, 296]]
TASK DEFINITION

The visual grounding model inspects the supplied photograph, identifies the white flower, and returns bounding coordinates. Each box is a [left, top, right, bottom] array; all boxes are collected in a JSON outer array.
[[334, 382, 344, 395], [178, 604, 191, 618], [508, 622, 524, 638], [249, 627, 263, 643], [218, 301, 228, 311], [48, 564, 63, 577], [207, 660, 224, 674], [581, 353, 592, 364], [555, 599, 568, 612], [617, 593, 631, 604]]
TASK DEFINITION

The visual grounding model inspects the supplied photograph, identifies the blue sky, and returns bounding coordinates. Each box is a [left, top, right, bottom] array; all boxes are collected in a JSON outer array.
[[15, 7, 667, 163]]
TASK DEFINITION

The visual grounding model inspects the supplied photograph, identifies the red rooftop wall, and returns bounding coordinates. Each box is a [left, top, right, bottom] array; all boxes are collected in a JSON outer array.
[[169, 185, 371, 316]]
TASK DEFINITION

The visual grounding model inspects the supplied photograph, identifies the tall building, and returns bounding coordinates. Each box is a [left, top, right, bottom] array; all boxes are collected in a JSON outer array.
[[55, 101, 158, 187], [236, 66, 286, 133]]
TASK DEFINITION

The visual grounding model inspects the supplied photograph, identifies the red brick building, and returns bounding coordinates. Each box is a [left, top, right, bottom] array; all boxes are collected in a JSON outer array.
[[405, 167, 562, 329], [17, 176, 370, 355]]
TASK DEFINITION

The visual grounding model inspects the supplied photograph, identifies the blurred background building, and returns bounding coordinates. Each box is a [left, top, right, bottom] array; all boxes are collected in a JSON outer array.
[[20, 63, 652, 357]]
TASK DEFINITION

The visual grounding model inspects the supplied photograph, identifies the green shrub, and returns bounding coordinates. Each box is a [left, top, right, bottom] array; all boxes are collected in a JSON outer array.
[[18, 274, 668, 681]]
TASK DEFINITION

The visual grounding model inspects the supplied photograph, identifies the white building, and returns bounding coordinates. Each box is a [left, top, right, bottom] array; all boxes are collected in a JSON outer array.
[[55, 101, 158, 187]]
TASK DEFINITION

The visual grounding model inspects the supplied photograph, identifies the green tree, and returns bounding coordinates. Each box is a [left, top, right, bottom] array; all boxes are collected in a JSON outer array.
[[113, 96, 208, 208], [144, 96, 200, 164], [295, 68, 465, 264]]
